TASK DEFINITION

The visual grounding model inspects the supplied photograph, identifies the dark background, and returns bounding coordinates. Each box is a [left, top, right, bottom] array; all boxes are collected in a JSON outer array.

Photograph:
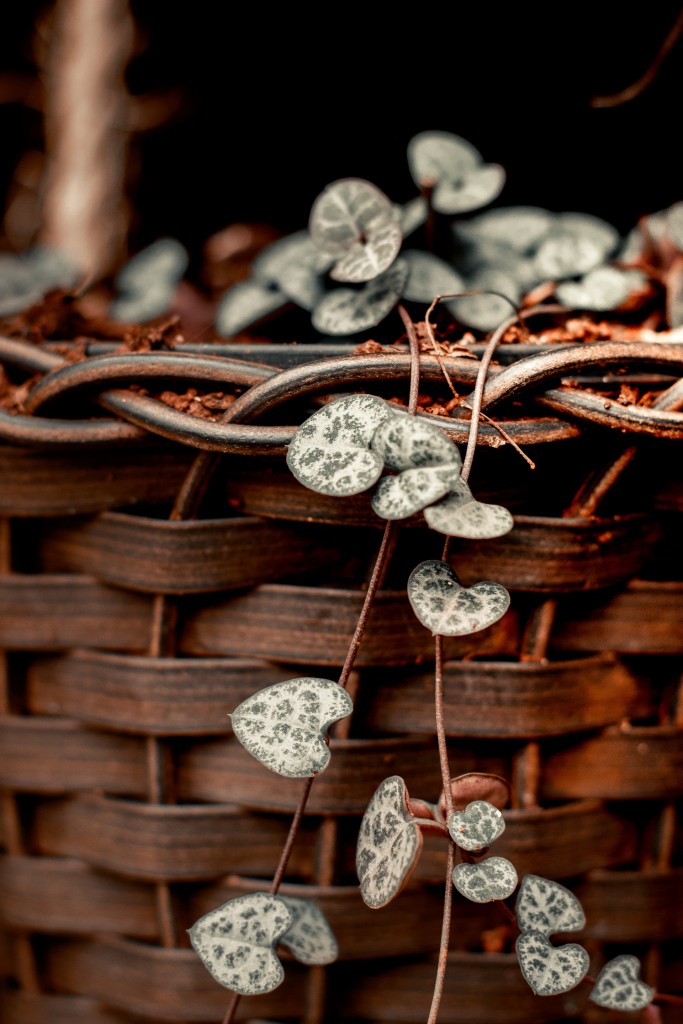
[[2, 2, 682, 264]]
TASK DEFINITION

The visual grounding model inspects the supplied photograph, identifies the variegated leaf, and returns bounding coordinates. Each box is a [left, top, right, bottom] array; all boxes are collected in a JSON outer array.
[[589, 955, 654, 1011], [440, 773, 511, 815], [448, 268, 520, 331], [516, 875, 586, 936], [433, 164, 506, 216], [402, 249, 466, 304], [666, 201, 683, 252], [556, 265, 647, 311], [453, 206, 554, 255], [516, 930, 590, 996], [424, 477, 514, 539], [370, 414, 462, 521], [356, 776, 427, 909], [408, 560, 510, 637], [253, 231, 332, 310], [407, 130, 481, 188], [188, 892, 291, 995], [215, 278, 288, 336], [452, 856, 517, 903], [312, 260, 408, 335], [448, 799, 506, 851], [286, 394, 391, 496], [309, 178, 395, 256], [534, 212, 619, 281], [397, 197, 428, 237], [329, 219, 402, 284], [116, 238, 188, 291], [231, 678, 353, 778], [278, 897, 338, 966]]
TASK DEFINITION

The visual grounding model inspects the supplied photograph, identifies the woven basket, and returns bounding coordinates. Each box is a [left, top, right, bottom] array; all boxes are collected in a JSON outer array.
[[1, 323, 682, 1024]]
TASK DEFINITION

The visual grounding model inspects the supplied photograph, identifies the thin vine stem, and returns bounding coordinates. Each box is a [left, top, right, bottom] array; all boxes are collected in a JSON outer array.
[[220, 304, 423, 1024], [590, 7, 683, 108], [426, 843, 455, 1024]]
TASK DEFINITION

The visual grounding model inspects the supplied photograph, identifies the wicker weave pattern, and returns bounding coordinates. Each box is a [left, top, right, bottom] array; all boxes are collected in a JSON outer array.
[[1, 338, 683, 1023]]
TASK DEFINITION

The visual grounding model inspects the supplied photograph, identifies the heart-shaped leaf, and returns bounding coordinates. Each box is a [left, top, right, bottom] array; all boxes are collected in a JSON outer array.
[[453, 206, 554, 255], [308, 178, 401, 282], [408, 560, 510, 637], [589, 955, 654, 1011], [516, 875, 586, 936], [111, 239, 189, 323], [424, 478, 514, 539], [286, 394, 391, 496], [0, 247, 80, 316], [407, 130, 481, 189], [402, 249, 466, 304], [253, 231, 332, 310], [448, 799, 506, 851], [439, 773, 511, 816], [329, 219, 403, 284], [556, 265, 647, 311], [516, 930, 590, 996], [447, 268, 520, 331], [311, 260, 408, 335], [278, 897, 338, 966], [452, 856, 518, 903], [397, 197, 428, 238], [534, 213, 619, 281], [432, 164, 506, 216], [356, 776, 432, 909], [231, 677, 353, 778], [188, 892, 291, 995], [370, 415, 461, 520], [215, 278, 288, 336]]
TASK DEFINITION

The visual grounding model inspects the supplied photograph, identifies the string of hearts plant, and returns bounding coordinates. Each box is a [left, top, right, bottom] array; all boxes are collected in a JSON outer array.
[[186, 297, 683, 1023]]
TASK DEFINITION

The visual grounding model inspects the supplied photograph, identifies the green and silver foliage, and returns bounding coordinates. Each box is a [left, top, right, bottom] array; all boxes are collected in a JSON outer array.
[[424, 477, 514, 539], [515, 875, 586, 936], [589, 955, 655, 1012], [515, 875, 589, 997], [356, 775, 434, 909], [278, 896, 339, 966], [189, 892, 339, 996], [452, 857, 518, 903], [188, 892, 292, 996], [407, 130, 506, 216], [311, 259, 408, 335], [370, 414, 461, 520], [448, 799, 506, 851], [407, 560, 510, 637], [516, 931, 590, 997], [231, 677, 353, 778], [286, 394, 391, 497], [110, 238, 188, 322], [0, 245, 80, 316], [555, 265, 647, 311]]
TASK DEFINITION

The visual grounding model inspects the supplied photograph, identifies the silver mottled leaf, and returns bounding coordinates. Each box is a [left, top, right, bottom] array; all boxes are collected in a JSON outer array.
[[407, 560, 510, 637], [231, 677, 353, 778], [188, 892, 291, 995], [407, 130, 481, 188], [424, 478, 514, 539], [397, 197, 428, 237], [433, 164, 506, 216], [116, 238, 188, 291], [278, 897, 338, 966], [0, 247, 81, 316], [215, 278, 288, 336], [329, 218, 402, 283], [402, 250, 466, 304], [556, 265, 647, 311], [535, 213, 619, 281], [356, 775, 424, 909], [589, 955, 654, 1011], [516, 875, 586, 936], [253, 231, 332, 310], [448, 799, 506, 851], [286, 394, 391, 496], [370, 415, 461, 520], [311, 260, 408, 335], [453, 206, 554, 254], [452, 856, 517, 903], [516, 930, 589, 996], [447, 268, 520, 331], [110, 283, 177, 323], [309, 178, 395, 256]]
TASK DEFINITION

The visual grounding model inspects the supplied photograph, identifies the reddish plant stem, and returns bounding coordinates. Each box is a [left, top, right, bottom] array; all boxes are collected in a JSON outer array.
[[426, 842, 456, 1024], [434, 635, 453, 818], [221, 308, 423, 1024], [591, 7, 683, 108]]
